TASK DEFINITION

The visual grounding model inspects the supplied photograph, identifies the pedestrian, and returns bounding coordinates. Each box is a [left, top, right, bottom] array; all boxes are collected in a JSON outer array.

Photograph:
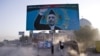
[[59, 41, 64, 56], [51, 43, 54, 55]]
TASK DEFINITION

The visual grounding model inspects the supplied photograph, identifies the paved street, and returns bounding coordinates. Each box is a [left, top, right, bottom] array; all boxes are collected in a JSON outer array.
[[0, 46, 37, 56], [0, 45, 100, 56], [86, 50, 100, 56], [0, 45, 74, 56]]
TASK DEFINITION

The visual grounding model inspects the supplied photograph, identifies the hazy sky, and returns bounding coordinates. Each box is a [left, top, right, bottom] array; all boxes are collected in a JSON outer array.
[[0, 0, 100, 41]]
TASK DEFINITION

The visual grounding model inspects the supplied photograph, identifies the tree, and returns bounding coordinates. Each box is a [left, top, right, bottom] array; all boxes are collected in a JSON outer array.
[[19, 36, 29, 43]]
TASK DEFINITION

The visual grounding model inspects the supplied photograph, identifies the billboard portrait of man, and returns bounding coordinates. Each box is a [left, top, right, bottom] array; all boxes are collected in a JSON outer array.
[[26, 4, 80, 30], [34, 9, 61, 30]]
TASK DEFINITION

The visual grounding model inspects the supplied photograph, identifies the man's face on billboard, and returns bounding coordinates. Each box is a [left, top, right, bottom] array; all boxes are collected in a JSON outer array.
[[47, 14, 57, 26]]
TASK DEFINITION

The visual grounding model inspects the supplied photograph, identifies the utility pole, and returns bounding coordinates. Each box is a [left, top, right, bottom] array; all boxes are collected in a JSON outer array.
[[49, 30, 55, 55]]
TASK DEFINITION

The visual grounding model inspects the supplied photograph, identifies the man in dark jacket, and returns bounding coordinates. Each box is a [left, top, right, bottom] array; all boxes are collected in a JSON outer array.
[[34, 9, 61, 30]]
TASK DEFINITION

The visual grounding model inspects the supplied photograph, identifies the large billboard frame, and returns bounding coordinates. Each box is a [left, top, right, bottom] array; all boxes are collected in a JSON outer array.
[[26, 4, 80, 30]]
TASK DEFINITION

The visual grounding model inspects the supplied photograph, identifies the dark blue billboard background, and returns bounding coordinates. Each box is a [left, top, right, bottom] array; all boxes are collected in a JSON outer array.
[[26, 4, 80, 30]]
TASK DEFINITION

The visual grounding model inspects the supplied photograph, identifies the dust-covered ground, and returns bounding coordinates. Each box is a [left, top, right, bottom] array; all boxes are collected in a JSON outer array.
[[0, 46, 37, 56], [0, 45, 100, 56]]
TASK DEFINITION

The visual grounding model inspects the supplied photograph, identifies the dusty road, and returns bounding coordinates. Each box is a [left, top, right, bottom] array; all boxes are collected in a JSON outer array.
[[0, 46, 100, 56]]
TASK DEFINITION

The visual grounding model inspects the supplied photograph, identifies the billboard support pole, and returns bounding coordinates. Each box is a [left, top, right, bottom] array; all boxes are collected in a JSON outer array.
[[50, 30, 55, 55]]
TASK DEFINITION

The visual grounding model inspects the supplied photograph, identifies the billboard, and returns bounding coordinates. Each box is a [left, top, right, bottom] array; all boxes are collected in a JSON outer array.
[[19, 31, 24, 35], [26, 4, 80, 30]]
